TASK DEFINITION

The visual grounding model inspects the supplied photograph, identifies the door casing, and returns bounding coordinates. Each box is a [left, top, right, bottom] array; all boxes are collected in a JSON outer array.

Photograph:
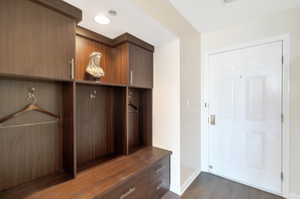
[[201, 34, 290, 198]]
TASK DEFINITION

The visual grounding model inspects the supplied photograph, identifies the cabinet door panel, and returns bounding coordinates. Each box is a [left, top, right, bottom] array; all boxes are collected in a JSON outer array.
[[0, 0, 75, 80], [129, 45, 153, 88]]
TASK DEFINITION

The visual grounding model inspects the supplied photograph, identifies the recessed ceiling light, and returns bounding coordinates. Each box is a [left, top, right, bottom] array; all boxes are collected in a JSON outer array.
[[223, 0, 237, 3], [94, 15, 111, 25]]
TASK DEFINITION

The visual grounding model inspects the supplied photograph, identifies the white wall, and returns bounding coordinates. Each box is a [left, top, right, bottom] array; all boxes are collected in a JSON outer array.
[[129, 0, 202, 195], [153, 39, 181, 194], [202, 6, 300, 198], [180, 33, 202, 193]]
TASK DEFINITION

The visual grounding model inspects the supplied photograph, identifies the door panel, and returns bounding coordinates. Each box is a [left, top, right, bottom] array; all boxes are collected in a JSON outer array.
[[208, 41, 283, 194], [0, 0, 75, 80], [129, 44, 153, 88]]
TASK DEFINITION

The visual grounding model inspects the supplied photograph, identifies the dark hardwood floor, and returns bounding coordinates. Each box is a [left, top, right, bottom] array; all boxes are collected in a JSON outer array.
[[162, 173, 284, 199]]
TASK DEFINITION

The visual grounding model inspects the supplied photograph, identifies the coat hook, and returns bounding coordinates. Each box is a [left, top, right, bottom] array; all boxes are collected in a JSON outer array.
[[90, 90, 97, 99], [27, 87, 37, 104]]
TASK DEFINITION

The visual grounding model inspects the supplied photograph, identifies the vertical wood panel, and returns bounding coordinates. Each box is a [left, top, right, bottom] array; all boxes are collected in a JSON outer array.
[[111, 43, 129, 85], [62, 82, 76, 176], [143, 90, 153, 146]]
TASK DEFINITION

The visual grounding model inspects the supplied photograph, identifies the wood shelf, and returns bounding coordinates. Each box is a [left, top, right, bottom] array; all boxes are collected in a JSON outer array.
[[75, 80, 126, 88], [0, 73, 74, 83], [128, 85, 153, 90], [76, 154, 119, 173]]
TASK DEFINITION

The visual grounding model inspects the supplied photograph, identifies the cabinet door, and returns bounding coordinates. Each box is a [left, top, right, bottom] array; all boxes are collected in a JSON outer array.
[[0, 0, 75, 80], [129, 44, 153, 88]]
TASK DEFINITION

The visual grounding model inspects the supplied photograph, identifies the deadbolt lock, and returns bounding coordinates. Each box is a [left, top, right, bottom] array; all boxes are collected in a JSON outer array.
[[209, 115, 216, 125]]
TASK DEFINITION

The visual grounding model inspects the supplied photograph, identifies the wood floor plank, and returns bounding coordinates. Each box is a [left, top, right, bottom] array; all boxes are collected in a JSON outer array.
[[162, 173, 284, 199]]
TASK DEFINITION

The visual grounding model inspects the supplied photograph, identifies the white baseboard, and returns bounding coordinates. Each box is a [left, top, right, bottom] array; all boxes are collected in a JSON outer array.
[[289, 193, 300, 199], [180, 169, 201, 195]]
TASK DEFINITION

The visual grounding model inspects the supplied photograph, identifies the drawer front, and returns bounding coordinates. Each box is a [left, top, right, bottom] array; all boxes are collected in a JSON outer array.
[[148, 178, 170, 199], [150, 157, 170, 183], [96, 173, 149, 199], [149, 157, 170, 199]]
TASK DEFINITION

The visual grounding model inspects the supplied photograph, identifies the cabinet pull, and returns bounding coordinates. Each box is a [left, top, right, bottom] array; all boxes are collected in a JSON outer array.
[[156, 181, 164, 190], [130, 70, 133, 85], [120, 187, 136, 199], [70, 58, 75, 80], [155, 166, 166, 174]]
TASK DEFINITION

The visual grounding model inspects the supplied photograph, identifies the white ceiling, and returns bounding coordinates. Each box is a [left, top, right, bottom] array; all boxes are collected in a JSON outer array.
[[170, 0, 300, 32], [64, 0, 176, 46]]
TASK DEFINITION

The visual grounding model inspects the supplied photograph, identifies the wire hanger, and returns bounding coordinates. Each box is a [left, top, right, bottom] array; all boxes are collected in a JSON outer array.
[[0, 88, 60, 127]]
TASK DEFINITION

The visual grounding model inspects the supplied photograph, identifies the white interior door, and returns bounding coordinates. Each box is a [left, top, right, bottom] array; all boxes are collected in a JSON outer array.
[[208, 41, 283, 195]]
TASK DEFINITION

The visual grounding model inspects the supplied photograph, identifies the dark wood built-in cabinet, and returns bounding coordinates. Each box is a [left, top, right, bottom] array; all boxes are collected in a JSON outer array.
[[0, 0, 170, 198]]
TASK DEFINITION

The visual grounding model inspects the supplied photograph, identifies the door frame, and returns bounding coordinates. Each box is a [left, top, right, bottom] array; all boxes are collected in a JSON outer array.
[[201, 34, 290, 197]]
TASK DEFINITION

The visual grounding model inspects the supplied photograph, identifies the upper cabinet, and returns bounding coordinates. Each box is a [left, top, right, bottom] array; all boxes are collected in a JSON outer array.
[[113, 33, 154, 88], [0, 0, 82, 81], [75, 28, 154, 88], [129, 44, 153, 88]]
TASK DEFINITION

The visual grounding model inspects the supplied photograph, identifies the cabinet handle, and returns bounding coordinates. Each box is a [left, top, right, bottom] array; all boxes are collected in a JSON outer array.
[[156, 181, 164, 190], [70, 58, 75, 80], [130, 70, 133, 85], [120, 187, 136, 199], [155, 166, 166, 174]]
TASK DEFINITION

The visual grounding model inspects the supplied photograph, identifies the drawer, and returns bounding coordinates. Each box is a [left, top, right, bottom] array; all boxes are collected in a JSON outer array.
[[150, 157, 170, 184], [148, 178, 170, 199], [96, 173, 149, 199], [148, 157, 170, 199]]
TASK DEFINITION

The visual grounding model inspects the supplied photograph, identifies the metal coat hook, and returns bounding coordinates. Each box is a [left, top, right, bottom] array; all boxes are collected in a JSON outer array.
[[27, 87, 37, 104], [90, 90, 97, 99]]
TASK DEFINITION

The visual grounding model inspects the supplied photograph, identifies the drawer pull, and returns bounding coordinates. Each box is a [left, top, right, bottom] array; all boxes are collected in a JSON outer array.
[[155, 166, 166, 174], [156, 182, 164, 190], [120, 187, 136, 199]]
